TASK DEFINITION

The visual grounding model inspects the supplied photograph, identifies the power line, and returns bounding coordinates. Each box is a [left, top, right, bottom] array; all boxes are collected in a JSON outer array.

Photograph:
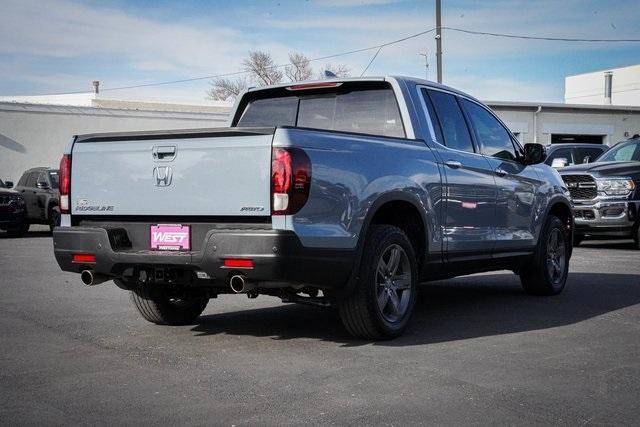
[[360, 47, 383, 77], [31, 26, 640, 96], [444, 26, 640, 43], [99, 27, 437, 93]]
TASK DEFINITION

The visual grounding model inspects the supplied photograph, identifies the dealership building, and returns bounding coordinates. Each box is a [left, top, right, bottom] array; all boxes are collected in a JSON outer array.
[[1, 67, 639, 183]]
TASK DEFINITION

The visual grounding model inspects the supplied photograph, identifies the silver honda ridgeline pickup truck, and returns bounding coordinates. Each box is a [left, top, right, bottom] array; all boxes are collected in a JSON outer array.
[[53, 77, 573, 339]]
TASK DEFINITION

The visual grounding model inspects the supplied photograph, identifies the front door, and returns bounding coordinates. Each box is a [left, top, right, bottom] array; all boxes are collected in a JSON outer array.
[[460, 98, 542, 253]]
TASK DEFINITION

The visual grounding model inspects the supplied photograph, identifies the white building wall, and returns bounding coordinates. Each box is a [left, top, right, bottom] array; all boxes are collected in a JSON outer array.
[[489, 104, 640, 146], [0, 103, 227, 182], [565, 64, 640, 106]]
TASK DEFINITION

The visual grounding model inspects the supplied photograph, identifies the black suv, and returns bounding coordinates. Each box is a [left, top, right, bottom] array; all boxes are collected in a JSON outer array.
[[0, 178, 28, 237], [14, 167, 61, 232]]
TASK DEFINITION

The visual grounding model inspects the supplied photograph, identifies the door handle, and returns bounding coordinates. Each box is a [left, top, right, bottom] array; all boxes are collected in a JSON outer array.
[[494, 168, 508, 177], [445, 160, 462, 169]]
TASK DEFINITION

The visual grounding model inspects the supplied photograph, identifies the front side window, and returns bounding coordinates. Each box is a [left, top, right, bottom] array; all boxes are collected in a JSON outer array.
[[461, 99, 517, 161], [25, 172, 38, 188], [597, 141, 640, 162], [546, 147, 573, 167], [426, 90, 474, 153], [237, 85, 405, 138]]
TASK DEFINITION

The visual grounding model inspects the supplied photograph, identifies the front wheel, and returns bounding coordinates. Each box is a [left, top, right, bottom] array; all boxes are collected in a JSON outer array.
[[5, 223, 29, 238], [337, 225, 418, 340], [130, 282, 208, 325], [520, 215, 569, 295]]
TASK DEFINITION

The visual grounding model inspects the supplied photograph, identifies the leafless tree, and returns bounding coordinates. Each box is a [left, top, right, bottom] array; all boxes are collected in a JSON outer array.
[[285, 52, 313, 82], [243, 51, 283, 86], [319, 63, 351, 79], [207, 76, 248, 101]]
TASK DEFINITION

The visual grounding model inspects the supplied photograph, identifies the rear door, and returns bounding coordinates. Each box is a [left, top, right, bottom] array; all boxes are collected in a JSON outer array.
[[460, 98, 542, 253], [71, 129, 274, 217], [421, 89, 497, 257]]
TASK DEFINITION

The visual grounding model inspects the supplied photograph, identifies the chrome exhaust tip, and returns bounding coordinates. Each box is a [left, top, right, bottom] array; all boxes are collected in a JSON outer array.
[[80, 270, 110, 286], [229, 274, 255, 293]]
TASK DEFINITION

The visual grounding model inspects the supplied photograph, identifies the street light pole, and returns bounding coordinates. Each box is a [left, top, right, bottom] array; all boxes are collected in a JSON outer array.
[[435, 0, 443, 83]]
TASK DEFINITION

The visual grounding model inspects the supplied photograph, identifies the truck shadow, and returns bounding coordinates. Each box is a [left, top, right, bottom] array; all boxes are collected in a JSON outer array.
[[191, 272, 640, 347]]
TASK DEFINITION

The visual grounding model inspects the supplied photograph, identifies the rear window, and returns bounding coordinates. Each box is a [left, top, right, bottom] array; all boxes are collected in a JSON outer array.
[[236, 84, 405, 138]]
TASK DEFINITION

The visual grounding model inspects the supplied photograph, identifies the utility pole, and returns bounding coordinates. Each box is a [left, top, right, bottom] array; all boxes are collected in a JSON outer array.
[[435, 0, 443, 83], [418, 51, 429, 80]]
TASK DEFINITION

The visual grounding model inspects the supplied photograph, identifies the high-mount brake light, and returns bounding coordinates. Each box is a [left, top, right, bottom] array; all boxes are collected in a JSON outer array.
[[59, 154, 71, 214], [286, 82, 342, 91], [271, 147, 311, 215]]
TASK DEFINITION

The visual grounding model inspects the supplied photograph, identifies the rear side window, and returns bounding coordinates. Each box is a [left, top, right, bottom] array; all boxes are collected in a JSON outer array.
[[237, 85, 405, 138], [461, 99, 517, 161], [426, 90, 474, 153]]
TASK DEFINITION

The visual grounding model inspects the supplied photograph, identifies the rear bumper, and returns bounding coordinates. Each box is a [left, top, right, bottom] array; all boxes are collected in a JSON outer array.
[[53, 226, 354, 289], [573, 199, 639, 236]]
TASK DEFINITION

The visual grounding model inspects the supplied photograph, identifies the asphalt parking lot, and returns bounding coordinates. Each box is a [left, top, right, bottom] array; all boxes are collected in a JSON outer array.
[[1, 228, 639, 425]]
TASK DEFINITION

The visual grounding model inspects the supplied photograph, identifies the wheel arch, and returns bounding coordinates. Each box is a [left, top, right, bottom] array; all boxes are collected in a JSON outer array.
[[339, 191, 430, 296]]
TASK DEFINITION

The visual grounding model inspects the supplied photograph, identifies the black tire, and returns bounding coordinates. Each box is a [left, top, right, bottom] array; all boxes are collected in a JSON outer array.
[[337, 225, 418, 340], [520, 215, 569, 296], [130, 282, 208, 325], [6, 223, 29, 238], [49, 206, 61, 232], [573, 234, 584, 247]]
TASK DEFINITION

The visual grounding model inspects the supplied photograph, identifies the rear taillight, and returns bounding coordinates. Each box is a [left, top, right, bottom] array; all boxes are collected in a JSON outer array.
[[271, 147, 311, 215], [59, 154, 71, 214]]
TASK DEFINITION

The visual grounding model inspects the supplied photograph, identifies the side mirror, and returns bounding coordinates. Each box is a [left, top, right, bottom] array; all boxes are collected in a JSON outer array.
[[36, 181, 50, 190], [5, 181, 13, 189], [551, 157, 569, 168], [523, 143, 546, 165]]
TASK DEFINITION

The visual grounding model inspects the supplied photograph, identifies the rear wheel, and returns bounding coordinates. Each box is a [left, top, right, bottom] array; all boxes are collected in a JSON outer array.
[[520, 215, 569, 295], [130, 282, 208, 325], [337, 225, 417, 340], [49, 206, 61, 232]]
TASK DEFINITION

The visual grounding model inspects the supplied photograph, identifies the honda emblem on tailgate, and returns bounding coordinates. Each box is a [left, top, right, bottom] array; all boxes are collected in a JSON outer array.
[[153, 166, 173, 187]]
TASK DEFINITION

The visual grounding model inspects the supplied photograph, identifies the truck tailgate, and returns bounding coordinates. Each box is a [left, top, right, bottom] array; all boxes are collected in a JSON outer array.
[[71, 128, 274, 217]]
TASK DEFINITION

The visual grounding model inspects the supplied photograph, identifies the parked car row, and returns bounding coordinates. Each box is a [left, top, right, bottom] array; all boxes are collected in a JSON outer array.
[[558, 137, 640, 249], [0, 167, 61, 236]]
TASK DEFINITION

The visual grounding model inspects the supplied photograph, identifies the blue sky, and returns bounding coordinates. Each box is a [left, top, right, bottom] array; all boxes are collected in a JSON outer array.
[[0, 0, 638, 103]]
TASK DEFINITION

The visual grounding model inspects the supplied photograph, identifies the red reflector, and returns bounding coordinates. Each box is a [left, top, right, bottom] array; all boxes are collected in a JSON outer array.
[[286, 82, 342, 91], [223, 259, 253, 268], [73, 253, 96, 263]]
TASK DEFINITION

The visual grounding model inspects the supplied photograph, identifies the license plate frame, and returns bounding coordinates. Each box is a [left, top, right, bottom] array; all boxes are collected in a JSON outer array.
[[150, 224, 191, 251]]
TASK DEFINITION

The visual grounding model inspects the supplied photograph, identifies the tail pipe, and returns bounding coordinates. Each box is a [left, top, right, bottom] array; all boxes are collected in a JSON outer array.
[[81, 270, 111, 286], [229, 274, 256, 293]]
